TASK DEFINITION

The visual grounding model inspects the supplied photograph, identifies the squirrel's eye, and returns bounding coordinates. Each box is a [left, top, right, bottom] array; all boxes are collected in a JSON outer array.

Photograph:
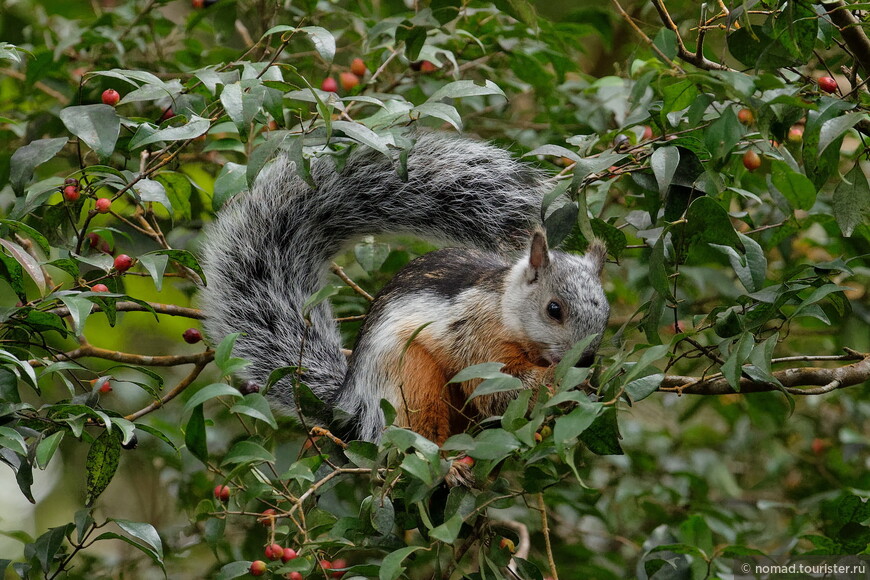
[[546, 301, 563, 322]]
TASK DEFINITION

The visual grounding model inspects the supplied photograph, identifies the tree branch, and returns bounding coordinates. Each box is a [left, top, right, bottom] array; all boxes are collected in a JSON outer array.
[[821, 0, 870, 77], [30, 345, 214, 367], [658, 354, 870, 395], [47, 300, 205, 320], [649, 0, 733, 71]]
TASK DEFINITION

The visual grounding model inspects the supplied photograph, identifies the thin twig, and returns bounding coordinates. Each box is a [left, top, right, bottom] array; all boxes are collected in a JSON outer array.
[[125, 358, 212, 421]]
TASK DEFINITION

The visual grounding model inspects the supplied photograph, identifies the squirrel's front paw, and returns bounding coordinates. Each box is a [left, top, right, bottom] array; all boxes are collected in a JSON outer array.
[[445, 455, 476, 488]]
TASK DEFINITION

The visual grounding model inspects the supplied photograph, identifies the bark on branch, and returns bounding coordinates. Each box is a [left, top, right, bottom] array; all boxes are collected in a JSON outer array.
[[658, 354, 870, 396], [822, 0, 870, 77]]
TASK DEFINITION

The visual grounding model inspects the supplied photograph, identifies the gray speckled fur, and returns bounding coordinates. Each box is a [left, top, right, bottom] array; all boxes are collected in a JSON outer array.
[[199, 133, 551, 420]]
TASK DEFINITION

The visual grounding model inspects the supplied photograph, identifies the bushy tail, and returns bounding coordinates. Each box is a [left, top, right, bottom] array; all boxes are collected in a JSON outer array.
[[199, 132, 549, 410]]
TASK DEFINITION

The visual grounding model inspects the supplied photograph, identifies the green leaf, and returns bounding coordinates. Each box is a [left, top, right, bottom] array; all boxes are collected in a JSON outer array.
[[0, 425, 27, 456], [0, 238, 46, 295], [35, 431, 65, 469], [332, 121, 392, 156], [147, 249, 206, 284], [651, 146, 679, 194], [625, 374, 664, 402], [32, 524, 74, 573], [429, 512, 463, 543], [213, 162, 247, 211], [137, 253, 169, 291], [85, 429, 122, 506], [771, 161, 817, 211], [113, 519, 164, 560], [818, 113, 867, 157], [57, 294, 94, 336], [133, 178, 172, 214], [230, 393, 278, 429], [412, 102, 462, 131], [9, 137, 68, 196], [554, 403, 601, 448], [579, 407, 623, 455], [833, 162, 870, 237], [379, 546, 425, 580], [428, 80, 506, 102], [59, 104, 120, 159], [704, 106, 743, 161], [299, 26, 336, 64], [221, 440, 275, 466], [131, 115, 210, 149], [184, 383, 243, 414], [722, 333, 754, 391], [184, 404, 208, 463]]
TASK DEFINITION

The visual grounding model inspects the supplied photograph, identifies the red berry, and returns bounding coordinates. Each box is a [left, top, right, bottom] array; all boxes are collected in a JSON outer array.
[[95, 198, 112, 213], [788, 124, 804, 143], [160, 108, 174, 122], [114, 254, 133, 272], [737, 108, 754, 125], [98, 379, 112, 393], [350, 58, 367, 77], [91, 283, 109, 292], [183, 328, 203, 344], [534, 431, 543, 443], [192, 0, 205, 7], [641, 125, 653, 140], [319, 560, 332, 572], [249, 560, 267, 577], [420, 60, 437, 73], [281, 548, 298, 563], [499, 538, 516, 552], [455, 455, 474, 467], [330, 559, 346, 578], [258, 508, 277, 525], [101, 89, 120, 106], [321, 77, 338, 92], [818, 76, 838, 93], [339, 72, 359, 91], [287, 573, 303, 580], [63, 185, 80, 202], [265, 543, 284, 561], [213, 484, 230, 502], [742, 150, 761, 172]]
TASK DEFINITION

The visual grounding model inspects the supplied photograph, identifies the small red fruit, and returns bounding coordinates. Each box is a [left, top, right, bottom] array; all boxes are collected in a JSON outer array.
[[192, 0, 205, 7], [287, 573, 303, 580], [95, 198, 112, 213], [641, 125, 653, 140], [455, 455, 474, 467], [350, 58, 367, 77], [818, 76, 838, 93], [183, 328, 203, 344], [339, 72, 360, 91], [91, 283, 109, 292], [101, 89, 120, 106], [420, 60, 437, 73], [321, 77, 338, 92], [788, 125, 804, 143], [737, 108, 754, 125], [534, 432, 543, 443], [330, 558, 346, 578], [63, 185, 80, 202], [281, 547, 298, 563], [265, 543, 284, 561], [258, 508, 277, 525], [319, 560, 332, 572], [213, 484, 230, 503], [98, 379, 112, 393], [811, 438, 829, 455], [742, 150, 761, 172], [160, 108, 174, 122], [499, 538, 516, 553], [249, 560, 267, 577], [114, 254, 133, 272], [87, 232, 111, 254]]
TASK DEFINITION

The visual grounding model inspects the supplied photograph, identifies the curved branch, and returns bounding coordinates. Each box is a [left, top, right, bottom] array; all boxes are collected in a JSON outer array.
[[125, 358, 211, 421], [821, 0, 870, 76], [47, 300, 205, 320], [30, 344, 214, 367], [658, 354, 870, 395]]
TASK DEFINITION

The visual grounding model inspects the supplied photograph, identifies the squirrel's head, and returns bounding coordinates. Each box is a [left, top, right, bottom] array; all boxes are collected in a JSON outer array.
[[502, 231, 609, 367]]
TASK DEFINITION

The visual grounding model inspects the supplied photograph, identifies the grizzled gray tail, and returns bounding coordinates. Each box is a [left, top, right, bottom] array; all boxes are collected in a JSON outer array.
[[199, 132, 549, 413]]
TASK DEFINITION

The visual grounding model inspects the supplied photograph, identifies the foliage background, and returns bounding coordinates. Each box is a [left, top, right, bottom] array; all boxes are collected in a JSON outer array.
[[0, 0, 868, 578]]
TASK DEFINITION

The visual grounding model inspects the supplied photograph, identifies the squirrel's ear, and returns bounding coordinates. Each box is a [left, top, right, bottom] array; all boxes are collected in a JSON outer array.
[[525, 230, 550, 282], [586, 238, 607, 277]]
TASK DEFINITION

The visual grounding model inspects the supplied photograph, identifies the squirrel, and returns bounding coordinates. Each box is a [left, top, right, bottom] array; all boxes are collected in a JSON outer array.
[[200, 132, 610, 445]]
